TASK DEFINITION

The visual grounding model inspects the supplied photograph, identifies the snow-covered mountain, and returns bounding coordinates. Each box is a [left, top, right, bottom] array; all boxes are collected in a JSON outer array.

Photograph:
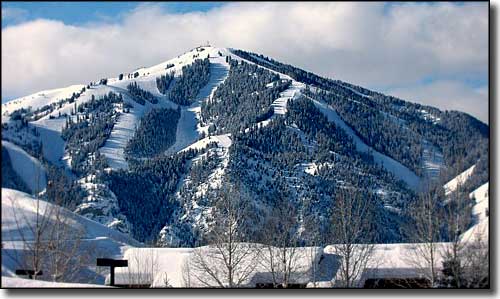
[[1, 46, 489, 246]]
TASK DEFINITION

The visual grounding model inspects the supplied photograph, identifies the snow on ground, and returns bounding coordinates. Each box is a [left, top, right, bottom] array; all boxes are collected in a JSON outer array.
[[29, 118, 68, 167], [419, 109, 441, 124], [326, 242, 450, 287], [98, 86, 176, 170], [2, 141, 47, 194], [470, 182, 489, 223], [460, 182, 489, 243], [179, 134, 232, 153], [1, 85, 85, 123], [113, 245, 326, 288], [2, 188, 140, 284], [108, 46, 221, 92], [23, 85, 122, 168], [112, 247, 194, 287], [1, 188, 140, 245], [310, 98, 420, 190], [271, 81, 305, 115], [1, 276, 110, 288], [335, 83, 372, 99], [300, 162, 319, 176], [228, 48, 294, 81], [443, 164, 476, 195], [166, 55, 230, 154], [421, 139, 444, 180]]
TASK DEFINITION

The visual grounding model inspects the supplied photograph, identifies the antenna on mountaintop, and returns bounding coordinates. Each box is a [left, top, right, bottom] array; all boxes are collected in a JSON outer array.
[[205, 40, 211, 47]]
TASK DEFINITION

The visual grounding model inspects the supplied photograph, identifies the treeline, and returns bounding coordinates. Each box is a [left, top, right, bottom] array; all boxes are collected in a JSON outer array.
[[127, 82, 158, 105], [167, 58, 210, 105], [201, 59, 289, 135], [125, 107, 181, 158]]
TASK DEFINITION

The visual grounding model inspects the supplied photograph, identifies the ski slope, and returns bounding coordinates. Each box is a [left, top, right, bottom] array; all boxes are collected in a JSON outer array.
[[166, 56, 230, 154], [2, 140, 47, 194], [311, 98, 421, 190], [421, 139, 444, 180], [271, 81, 305, 115]]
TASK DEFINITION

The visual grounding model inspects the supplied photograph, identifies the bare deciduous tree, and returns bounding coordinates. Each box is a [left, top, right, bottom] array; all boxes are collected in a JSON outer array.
[[329, 188, 375, 288], [259, 188, 303, 288], [189, 183, 259, 288], [404, 186, 443, 287]]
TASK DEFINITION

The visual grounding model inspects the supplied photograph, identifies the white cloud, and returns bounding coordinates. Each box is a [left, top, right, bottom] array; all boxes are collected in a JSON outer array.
[[1, 2, 488, 121], [389, 80, 488, 123]]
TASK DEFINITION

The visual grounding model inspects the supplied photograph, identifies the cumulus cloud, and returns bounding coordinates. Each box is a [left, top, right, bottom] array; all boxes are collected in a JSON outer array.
[[1, 2, 488, 122]]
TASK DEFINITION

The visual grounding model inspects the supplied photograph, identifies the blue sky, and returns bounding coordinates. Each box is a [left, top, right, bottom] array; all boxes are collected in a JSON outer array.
[[1, 2, 225, 27], [1, 2, 489, 123]]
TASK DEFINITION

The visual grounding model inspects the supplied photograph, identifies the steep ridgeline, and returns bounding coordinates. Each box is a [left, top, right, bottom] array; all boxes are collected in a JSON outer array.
[[1, 46, 488, 246], [232, 49, 488, 188], [159, 58, 414, 246]]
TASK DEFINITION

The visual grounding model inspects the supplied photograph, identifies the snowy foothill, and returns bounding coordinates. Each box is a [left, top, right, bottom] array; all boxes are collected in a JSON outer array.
[[2, 140, 47, 194], [1, 188, 141, 284], [310, 98, 421, 190]]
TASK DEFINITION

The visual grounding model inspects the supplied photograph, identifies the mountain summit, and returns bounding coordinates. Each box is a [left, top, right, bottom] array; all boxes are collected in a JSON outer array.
[[1, 46, 489, 245]]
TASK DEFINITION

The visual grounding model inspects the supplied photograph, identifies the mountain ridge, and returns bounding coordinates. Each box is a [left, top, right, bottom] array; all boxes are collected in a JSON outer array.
[[1, 46, 489, 246]]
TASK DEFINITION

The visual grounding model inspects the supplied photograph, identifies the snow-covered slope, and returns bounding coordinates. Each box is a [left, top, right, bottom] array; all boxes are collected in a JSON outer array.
[[179, 134, 232, 153], [443, 164, 476, 195], [166, 55, 229, 154], [2, 85, 85, 123], [1, 276, 110, 288], [2, 140, 47, 194], [271, 81, 305, 115], [310, 98, 421, 190], [460, 182, 489, 243], [1, 188, 140, 283]]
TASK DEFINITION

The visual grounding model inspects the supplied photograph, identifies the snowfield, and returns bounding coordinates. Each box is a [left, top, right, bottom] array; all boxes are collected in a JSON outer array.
[[2, 140, 47, 194], [310, 98, 421, 190]]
